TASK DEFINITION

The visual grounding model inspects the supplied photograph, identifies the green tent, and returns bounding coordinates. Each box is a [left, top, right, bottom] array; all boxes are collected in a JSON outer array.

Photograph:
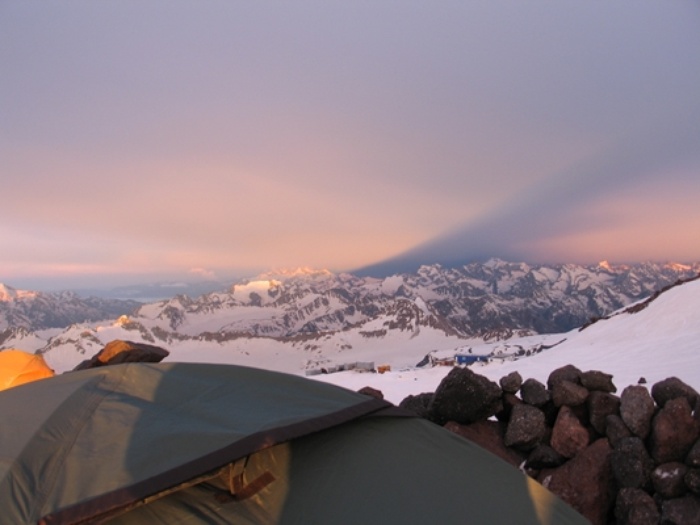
[[0, 363, 587, 524]]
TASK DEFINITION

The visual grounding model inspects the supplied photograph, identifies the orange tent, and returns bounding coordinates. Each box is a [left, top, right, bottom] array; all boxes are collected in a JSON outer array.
[[0, 349, 55, 391]]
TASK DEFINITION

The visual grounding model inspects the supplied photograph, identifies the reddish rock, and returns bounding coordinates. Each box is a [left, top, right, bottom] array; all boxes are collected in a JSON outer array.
[[73, 339, 169, 370], [619, 385, 655, 439], [551, 406, 590, 458], [551, 380, 589, 407], [444, 420, 525, 468], [588, 391, 621, 435], [650, 397, 700, 464], [581, 370, 617, 393], [652, 462, 688, 499], [357, 386, 384, 400], [538, 438, 614, 525], [614, 488, 660, 525]]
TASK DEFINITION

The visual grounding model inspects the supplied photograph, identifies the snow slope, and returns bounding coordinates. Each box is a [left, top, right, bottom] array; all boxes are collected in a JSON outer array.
[[318, 278, 700, 404]]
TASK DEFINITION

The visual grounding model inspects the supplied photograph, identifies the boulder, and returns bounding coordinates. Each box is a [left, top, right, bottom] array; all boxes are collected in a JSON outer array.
[[429, 367, 502, 425], [398, 392, 434, 419], [610, 437, 654, 490], [504, 403, 547, 451], [581, 370, 617, 393], [614, 488, 660, 525], [499, 371, 522, 394], [686, 439, 700, 467], [619, 385, 655, 439], [551, 380, 589, 407], [547, 364, 582, 390], [520, 378, 550, 407], [605, 414, 633, 447], [539, 438, 614, 525], [651, 377, 699, 409], [660, 495, 700, 525], [684, 468, 700, 495], [496, 392, 522, 423], [443, 420, 525, 469], [357, 386, 384, 400], [587, 391, 620, 435], [73, 340, 169, 370], [652, 462, 688, 499], [551, 406, 590, 458], [527, 445, 566, 470], [649, 397, 700, 464]]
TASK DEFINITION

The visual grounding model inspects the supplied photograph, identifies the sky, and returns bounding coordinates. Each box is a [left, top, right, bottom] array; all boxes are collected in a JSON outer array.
[[2, 1, 700, 290]]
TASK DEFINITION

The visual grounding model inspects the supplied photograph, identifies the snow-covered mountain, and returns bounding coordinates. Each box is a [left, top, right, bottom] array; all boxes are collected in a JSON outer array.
[[93, 260, 700, 340], [5, 260, 697, 377], [0, 283, 141, 331]]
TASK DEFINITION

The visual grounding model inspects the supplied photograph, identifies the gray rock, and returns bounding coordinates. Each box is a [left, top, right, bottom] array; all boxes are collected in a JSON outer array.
[[610, 437, 654, 490], [551, 380, 589, 407], [547, 364, 583, 390], [520, 378, 551, 407], [581, 370, 617, 393], [620, 385, 655, 439], [685, 468, 700, 495], [606, 414, 633, 447], [588, 391, 621, 435], [652, 377, 699, 409], [660, 495, 700, 525], [499, 371, 522, 394], [614, 488, 660, 525], [504, 403, 547, 451], [429, 367, 502, 425]]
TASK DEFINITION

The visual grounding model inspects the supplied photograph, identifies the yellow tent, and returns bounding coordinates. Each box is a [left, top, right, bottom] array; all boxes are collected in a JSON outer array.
[[0, 349, 54, 391]]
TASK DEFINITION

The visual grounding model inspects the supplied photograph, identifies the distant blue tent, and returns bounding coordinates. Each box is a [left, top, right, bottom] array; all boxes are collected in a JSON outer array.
[[455, 354, 489, 365]]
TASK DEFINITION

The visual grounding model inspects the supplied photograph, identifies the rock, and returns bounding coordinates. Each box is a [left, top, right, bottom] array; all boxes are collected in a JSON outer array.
[[539, 438, 614, 525], [520, 378, 550, 407], [443, 420, 525, 469], [587, 391, 621, 435], [581, 370, 617, 393], [398, 393, 433, 419], [357, 386, 384, 400], [651, 377, 699, 409], [684, 468, 700, 494], [660, 495, 700, 525], [686, 439, 700, 467], [551, 380, 589, 407], [73, 340, 169, 370], [649, 397, 700, 464], [429, 367, 502, 425], [504, 404, 547, 451], [499, 371, 522, 394], [551, 406, 590, 458], [496, 392, 522, 423], [619, 385, 655, 439], [638, 377, 647, 384], [527, 445, 566, 470], [610, 437, 654, 490], [606, 414, 633, 447], [547, 364, 583, 390], [614, 488, 660, 525], [652, 462, 688, 499]]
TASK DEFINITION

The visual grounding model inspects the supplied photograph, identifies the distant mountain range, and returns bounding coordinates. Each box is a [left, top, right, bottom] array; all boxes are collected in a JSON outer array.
[[2, 260, 698, 372], [0, 283, 141, 332]]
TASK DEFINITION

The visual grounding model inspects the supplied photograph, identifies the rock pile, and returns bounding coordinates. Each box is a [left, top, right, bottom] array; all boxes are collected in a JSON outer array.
[[396, 366, 700, 525]]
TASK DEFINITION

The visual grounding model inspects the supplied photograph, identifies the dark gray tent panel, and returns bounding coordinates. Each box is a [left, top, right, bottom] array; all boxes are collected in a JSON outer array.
[[0, 363, 588, 524]]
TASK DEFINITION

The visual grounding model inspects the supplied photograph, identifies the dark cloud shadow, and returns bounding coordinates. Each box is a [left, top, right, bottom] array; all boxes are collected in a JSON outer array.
[[356, 110, 700, 276]]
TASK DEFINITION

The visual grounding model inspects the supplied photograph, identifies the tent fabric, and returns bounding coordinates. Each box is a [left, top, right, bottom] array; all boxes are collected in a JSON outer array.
[[0, 362, 588, 525], [0, 349, 54, 391]]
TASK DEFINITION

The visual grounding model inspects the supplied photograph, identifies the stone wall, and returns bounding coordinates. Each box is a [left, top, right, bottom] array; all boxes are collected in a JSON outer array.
[[396, 366, 700, 525]]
